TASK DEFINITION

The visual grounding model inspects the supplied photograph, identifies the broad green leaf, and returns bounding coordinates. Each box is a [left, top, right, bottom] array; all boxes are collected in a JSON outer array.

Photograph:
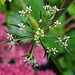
[[1, 0, 6, 5], [67, 3, 75, 16]]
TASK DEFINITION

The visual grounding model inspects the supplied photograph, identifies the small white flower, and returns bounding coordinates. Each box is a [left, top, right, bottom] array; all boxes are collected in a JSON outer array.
[[53, 6, 59, 12], [51, 48, 58, 54], [32, 59, 38, 67], [54, 20, 61, 27], [64, 36, 70, 42], [43, 5, 51, 10], [26, 6, 32, 13], [9, 41, 15, 47], [19, 10, 26, 16], [39, 19, 42, 23], [18, 24, 25, 30], [62, 42, 68, 48], [7, 33, 13, 40], [24, 57, 31, 64]]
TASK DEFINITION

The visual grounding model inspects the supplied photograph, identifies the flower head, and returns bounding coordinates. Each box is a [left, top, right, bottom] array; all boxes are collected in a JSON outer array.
[[32, 59, 38, 67], [18, 24, 25, 30], [9, 41, 15, 47], [19, 10, 26, 16], [53, 6, 59, 12], [43, 5, 51, 10], [64, 36, 70, 42], [26, 6, 32, 13], [24, 57, 31, 64], [54, 20, 61, 27], [51, 48, 58, 54], [62, 42, 68, 48], [7, 33, 13, 40]]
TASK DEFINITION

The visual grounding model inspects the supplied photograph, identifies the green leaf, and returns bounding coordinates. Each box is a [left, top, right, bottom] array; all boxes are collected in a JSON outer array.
[[1, 0, 6, 5], [6, 12, 33, 43], [58, 57, 67, 69]]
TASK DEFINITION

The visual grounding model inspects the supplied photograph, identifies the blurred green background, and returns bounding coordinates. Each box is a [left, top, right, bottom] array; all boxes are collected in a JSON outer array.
[[0, 0, 75, 75]]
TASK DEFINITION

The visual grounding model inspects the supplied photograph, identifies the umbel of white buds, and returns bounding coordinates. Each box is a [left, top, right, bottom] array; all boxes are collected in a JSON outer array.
[[39, 19, 42, 23], [19, 10, 26, 16], [26, 6, 32, 13], [34, 28, 44, 46], [18, 24, 25, 30], [54, 20, 61, 27]]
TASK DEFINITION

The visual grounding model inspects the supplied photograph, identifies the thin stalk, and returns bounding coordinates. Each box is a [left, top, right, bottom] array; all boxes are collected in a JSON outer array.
[[29, 41, 36, 56], [41, 39, 63, 75], [51, 56, 63, 75]]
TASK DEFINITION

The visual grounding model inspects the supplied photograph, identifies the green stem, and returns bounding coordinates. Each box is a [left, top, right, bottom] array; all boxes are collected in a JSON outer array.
[[29, 41, 36, 56], [51, 56, 63, 75], [41, 39, 63, 75], [18, 0, 39, 30]]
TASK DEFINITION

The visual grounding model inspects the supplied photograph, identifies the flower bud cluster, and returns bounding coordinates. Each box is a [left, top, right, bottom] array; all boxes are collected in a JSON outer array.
[[43, 5, 60, 13], [7, 33, 15, 47], [47, 47, 58, 54], [62, 36, 70, 48], [34, 28, 44, 46], [55, 36, 70, 48], [24, 57, 38, 67]]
